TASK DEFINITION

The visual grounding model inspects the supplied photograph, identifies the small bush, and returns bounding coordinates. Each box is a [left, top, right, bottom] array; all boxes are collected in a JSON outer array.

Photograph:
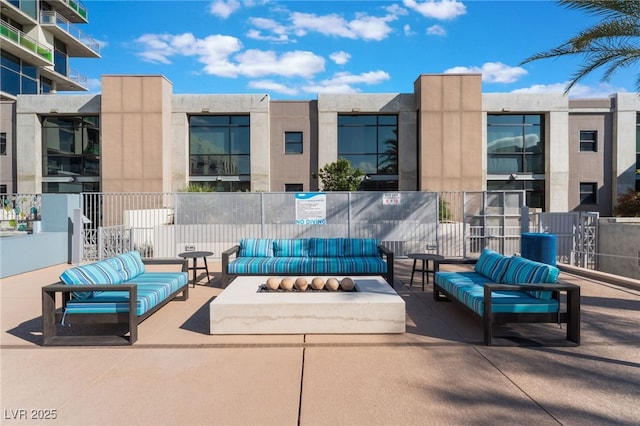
[[613, 188, 640, 217]]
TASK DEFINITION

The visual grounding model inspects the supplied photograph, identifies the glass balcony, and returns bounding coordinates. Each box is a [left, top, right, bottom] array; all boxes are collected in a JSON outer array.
[[40, 11, 100, 57], [0, 19, 53, 63], [49, 0, 88, 22]]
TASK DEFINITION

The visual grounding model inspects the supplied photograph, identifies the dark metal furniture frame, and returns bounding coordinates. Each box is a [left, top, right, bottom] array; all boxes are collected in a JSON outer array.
[[42, 258, 189, 346], [221, 244, 394, 288], [433, 258, 580, 346]]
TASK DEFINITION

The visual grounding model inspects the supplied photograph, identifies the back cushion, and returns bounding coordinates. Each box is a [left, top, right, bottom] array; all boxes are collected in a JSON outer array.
[[106, 251, 146, 281], [273, 239, 308, 257], [59, 260, 123, 299], [308, 238, 345, 257], [345, 238, 380, 256], [501, 256, 560, 300], [239, 239, 273, 257], [474, 249, 510, 282]]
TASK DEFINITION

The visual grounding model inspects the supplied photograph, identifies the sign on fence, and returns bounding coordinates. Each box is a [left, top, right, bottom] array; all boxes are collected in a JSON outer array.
[[295, 193, 326, 225]]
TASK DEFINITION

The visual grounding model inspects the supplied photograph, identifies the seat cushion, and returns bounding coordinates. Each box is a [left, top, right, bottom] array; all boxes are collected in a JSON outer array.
[[239, 238, 273, 257], [273, 239, 308, 257], [501, 256, 560, 300], [474, 249, 510, 283], [59, 260, 123, 300], [344, 238, 380, 257], [308, 238, 345, 257], [105, 251, 146, 281]]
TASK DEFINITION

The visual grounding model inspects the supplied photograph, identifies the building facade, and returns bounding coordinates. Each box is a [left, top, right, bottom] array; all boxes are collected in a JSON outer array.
[[10, 74, 640, 216], [1, 0, 100, 192]]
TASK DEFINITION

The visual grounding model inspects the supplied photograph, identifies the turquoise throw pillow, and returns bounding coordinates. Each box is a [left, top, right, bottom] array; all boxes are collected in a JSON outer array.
[[345, 238, 380, 256], [239, 239, 273, 257], [501, 256, 560, 300], [273, 239, 308, 257], [107, 251, 146, 281], [474, 249, 510, 282], [308, 238, 345, 257], [59, 260, 122, 299]]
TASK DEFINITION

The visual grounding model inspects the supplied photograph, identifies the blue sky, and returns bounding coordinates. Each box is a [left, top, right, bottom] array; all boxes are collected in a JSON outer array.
[[76, 0, 636, 99]]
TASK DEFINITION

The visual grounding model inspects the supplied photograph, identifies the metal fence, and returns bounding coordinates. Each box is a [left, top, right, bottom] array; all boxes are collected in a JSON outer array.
[[79, 191, 536, 262]]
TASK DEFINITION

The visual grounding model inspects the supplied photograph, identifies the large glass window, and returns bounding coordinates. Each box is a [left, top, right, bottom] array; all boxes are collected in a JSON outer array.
[[487, 114, 545, 208], [338, 114, 398, 190], [0, 51, 38, 96], [53, 39, 68, 77], [189, 115, 250, 190], [42, 116, 100, 193]]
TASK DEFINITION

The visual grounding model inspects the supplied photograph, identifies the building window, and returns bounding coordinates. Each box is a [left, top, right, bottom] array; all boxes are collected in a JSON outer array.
[[285, 183, 303, 192], [487, 114, 545, 208], [579, 182, 598, 205], [0, 133, 6, 155], [285, 132, 303, 154], [0, 185, 6, 194], [41, 116, 100, 193], [53, 39, 68, 77], [580, 130, 597, 152], [0, 51, 38, 96], [338, 114, 398, 190], [189, 115, 250, 191]]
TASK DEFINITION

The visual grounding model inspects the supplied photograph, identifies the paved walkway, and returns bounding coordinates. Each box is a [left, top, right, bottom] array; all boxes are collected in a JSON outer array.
[[1, 259, 639, 425]]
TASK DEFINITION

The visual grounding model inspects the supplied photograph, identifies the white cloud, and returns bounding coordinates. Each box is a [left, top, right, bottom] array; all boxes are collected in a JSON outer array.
[[427, 25, 446, 36], [247, 17, 290, 42], [234, 49, 325, 78], [404, 24, 414, 36], [209, 0, 241, 19], [304, 70, 391, 94], [511, 82, 628, 98], [249, 79, 299, 96], [403, 0, 466, 20], [445, 62, 527, 84], [290, 11, 397, 41], [330, 51, 351, 65], [135, 33, 325, 79]]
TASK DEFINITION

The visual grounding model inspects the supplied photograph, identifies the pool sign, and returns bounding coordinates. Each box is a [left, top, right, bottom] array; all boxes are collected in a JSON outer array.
[[295, 193, 326, 225], [383, 192, 401, 205]]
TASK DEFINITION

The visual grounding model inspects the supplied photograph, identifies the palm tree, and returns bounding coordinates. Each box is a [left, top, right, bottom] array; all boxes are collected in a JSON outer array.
[[521, 0, 640, 93]]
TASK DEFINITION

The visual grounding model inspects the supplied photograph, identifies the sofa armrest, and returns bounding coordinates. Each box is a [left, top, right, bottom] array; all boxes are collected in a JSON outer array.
[[221, 245, 241, 288], [378, 245, 394, 286], [143, 258, 188, 272], [434, 257, 478, 272], [42, 283, 138, 346]]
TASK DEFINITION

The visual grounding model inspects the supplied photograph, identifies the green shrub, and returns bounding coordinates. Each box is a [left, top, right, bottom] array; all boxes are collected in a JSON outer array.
[[613, 188, 640, 217]]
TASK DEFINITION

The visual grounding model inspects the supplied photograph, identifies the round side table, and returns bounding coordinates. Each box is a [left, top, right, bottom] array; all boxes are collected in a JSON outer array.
[[178, 251, 213, 287], [407, 253, 445, 291]]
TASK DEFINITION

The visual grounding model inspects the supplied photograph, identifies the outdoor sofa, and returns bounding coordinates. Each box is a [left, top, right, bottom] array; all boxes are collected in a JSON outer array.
[[433, 249, 580, 345], [222, 237, 394, 287], [42, 251, 189, 346]]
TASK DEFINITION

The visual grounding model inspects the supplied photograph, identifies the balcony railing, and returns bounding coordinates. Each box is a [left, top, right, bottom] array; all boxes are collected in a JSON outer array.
[[0, 20, 53, 62], [40, 11, 100, 56], [52, 0, 88, 21], [68, 68, 89, 90]]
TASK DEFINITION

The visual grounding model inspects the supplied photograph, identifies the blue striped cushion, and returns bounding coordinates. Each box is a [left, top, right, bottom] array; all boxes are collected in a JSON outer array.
[[228, 257, 306, 275], [60, 260, 123, 300], [434, 271, 559, 316], [239, 238, 273, 257], [308, 238, 345, 257], [227, 256, 387, 275], [345, 239, 380, 256], [502, 256, 560, 300], [474, 249, 510, 282], [273, 239, 308, 257], [106, 251, 145, 281]]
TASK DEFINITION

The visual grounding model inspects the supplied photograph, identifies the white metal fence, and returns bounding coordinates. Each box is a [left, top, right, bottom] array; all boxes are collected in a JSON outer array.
[[79, 191, 596, 267]]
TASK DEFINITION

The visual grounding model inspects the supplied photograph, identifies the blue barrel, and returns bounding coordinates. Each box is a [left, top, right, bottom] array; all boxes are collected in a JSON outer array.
[[521, 233, 557, 266]]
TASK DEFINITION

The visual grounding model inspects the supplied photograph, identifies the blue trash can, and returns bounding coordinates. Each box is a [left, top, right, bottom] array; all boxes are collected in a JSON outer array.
[[521, 233, 556, 266]]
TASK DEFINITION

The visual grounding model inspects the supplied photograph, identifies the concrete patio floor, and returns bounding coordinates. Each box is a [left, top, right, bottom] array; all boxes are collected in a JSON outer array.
[[1, 259, 640, 425]]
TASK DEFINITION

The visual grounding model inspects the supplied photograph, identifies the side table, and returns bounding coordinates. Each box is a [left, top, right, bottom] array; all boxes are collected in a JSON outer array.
[[178, 251, 213, 287], [407, 253, 445, 291]]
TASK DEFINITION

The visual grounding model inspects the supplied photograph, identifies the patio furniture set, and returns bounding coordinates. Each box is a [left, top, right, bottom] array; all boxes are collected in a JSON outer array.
[[41, 237, 581, 346]]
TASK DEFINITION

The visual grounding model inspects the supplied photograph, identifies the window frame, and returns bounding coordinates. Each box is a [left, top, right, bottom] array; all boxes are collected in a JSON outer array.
[[284, 183, 303, 192], [579, 182, 598, 205], [284, 131, 303, 155], [579, 130, 598, 152], [0, 132, 6, 156]]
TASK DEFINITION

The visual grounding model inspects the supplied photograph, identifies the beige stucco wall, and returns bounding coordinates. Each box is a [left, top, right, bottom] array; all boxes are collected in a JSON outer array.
[[101, 75, 173, 193], [269, 101, 318, 191], [415, 74, 483, 192], [567, 99, 613, 215]]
